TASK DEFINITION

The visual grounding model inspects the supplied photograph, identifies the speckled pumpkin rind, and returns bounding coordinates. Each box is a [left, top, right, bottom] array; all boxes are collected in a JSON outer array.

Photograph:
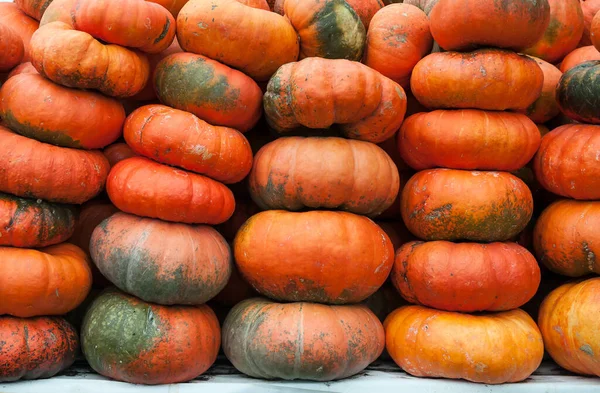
[[556, 61, 600, 124], [222, 298, 385, 381], [0, 23, 24, 71]]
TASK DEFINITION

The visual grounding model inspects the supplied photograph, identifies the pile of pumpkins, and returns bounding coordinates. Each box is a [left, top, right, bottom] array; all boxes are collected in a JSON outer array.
[[0, 0, 598, 386]]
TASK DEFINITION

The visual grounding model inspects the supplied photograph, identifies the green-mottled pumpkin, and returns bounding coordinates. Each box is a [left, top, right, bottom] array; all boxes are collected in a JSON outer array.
[[556, 61, 600, 124]]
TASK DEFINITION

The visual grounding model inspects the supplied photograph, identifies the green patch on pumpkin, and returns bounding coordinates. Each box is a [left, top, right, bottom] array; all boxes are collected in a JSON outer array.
[[0, 110, 83, 149]]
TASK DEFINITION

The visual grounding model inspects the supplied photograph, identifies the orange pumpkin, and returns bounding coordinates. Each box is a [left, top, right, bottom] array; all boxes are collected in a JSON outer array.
[[0, 3, 38, 62], [398, 110, 541, 171], [0, 23, 24, 72], [401, 169, 534, 242], [345, 0, 384, 29], [591, 11, 600, 51], [234, 210, 394, 304], [579, 0, 600, 46], [103, 143, 136, 168], [236, 0, 270, 10], [539, 278, 600, 377], [147, 0, 190, 16], [385, 306, 544, 384], [518, 57, 563, 123], [560, 45, 600, 72], [14, 0, 53, 20], [411, 49, 544, 110], [107, 157, 235, 224], [0, 243, 92, 317], [223, 298, 385, 381], [6, 61, 37, 79], [363, 4, 433, 88]]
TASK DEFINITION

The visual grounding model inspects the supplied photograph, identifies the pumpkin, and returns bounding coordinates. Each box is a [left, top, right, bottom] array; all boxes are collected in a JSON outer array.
[[107, 156, 235, 224], [411, 49, 544, 110], [580, 0, 600, 46], [560, 45, 600, 71], [82, 289, 220, 384], [403, 0, 438, 15], [236, 0, 270, 10], [0, 316, 78, 382], [283, 0, 366, 61], [592, 13, 600, 54], [0, 192, 75, 248], [392, 241, 541, 312], [363, 4, 433, 88], [401, 169, 534, 242], [30, 22, 150, 97], [234, 210, 394, 304], [539, 278, 600, 376], [0, 3, 38, 62], [518, 57, 563, 123], [6, 61, 37, 79], [398, 110, 541, 171], [215, 198, 261, 241], [385, 306, 544, 384], [147, 0, 190, 16], [0, 126, 110, 204], [223, 298, 385, 381], [14, 0, 53, 21], [177, 0, 299, 81], [132, 37, 182, 101], [154, 52, 262, 132], [264, 57, 407, 143], [124, 105, 253, 184], [0, 73, 125, 149], [91, 212, 232, 305], [534, 199, 600, 277], [534, 124, 600, 200], [103, 143, 136, 168], [557, 62, 600, 124], [523, 0, 584, 63], [429, 0, 550, 51], [377, 221, 415, 250], [344, 0, 384, 29], [0, 243, 92, 317], [249, 137, 399, 216], [0, 24, 24, 72]]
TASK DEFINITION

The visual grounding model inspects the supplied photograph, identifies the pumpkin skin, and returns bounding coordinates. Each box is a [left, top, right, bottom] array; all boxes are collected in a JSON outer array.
[[363, 4, 433, 88], [580, 0, 600, 46], [6, 61, 37, 79], [91, 212, 232, 305], [0, 23, 24, 72], [124, 105, 253, 184], [403, 0, 438, 15], [30, 22, 150, 98], [82, 289, 220, 385], [264, 57, 407, 143], [147, 0, 190, 16], [557, 62, 600, 125], [154, 52, 262, 132], [131, 37, 182, 101], [401, 169, 534, 242], [534, 200, 600, 277], [223, 298, 385, 381], [249, 137, 399, 216], [0, 192, 75, 248], [385, 306, 544, 384], [0, 243, 92, 317], [177, 0, 299, 81], [560, 45, 600, 71], [283, 0, 366, 61], [392, 241, 541, 312], [14, 0, 53, 21], [107, 157, 235, 224], [539, 278, 600, 376], [429, 0, 550, 52], [103, 143, 136, 168], [518, 57, 563, 123], [237, 0, 270, 10], [0, 126, 110, 204], [0, 3, 38, 62], [344, 0, 384, 29], [0, 73, 125, 149], [234, 210, 394, 304], [398, 110, 541, 171], [533, 125, 600, 200], [0, 316, 78, 382], [411, 49, 544, 111]]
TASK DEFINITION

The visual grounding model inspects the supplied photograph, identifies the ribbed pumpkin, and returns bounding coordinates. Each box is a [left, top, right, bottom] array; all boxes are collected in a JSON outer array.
[[556, 61, 600, 124], [223, 298, 385, 381], [124, 105, 253, 184], [0, 243, 92, 317], [154, 52, 262, 132], [392, 241, 541, 312], [401, 169, 534, 242], [0, 316, 78, 382], [249, 137, 399, 216], [0, 192, 75, 248], [0, 126, 110, 204], [0, 23, 24, 72], [103, 143, 136, 168], [429, 0, 550, 51], [363, 4, 433, 88], [14, 0, 53, 20], [398, 110, 541, 171], [283, 0, 366, 61], [0, 73, 125, 149], [107, 157, 235, 224], [534, 125, 600, 200], [518, 57, 563, 123], [91, 212, 232, 305], [82, 289, 220, 385], [560, 45, 600, 72], [580, 0, 600, 45], [411, 49, 544, 110], [264, 57, 407, 143], [385, 306, 544, 384], [177, 0, 298, 81], [235, 210, 394, 304], [534, 200, 600, 277], [30, 22, 150, 97], [0, 3, 38, 61], [539, 278, 600, 377]]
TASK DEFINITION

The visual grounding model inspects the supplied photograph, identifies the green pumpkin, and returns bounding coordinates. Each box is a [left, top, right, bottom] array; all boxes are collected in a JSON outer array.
[[556, 61, 600, 124]]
